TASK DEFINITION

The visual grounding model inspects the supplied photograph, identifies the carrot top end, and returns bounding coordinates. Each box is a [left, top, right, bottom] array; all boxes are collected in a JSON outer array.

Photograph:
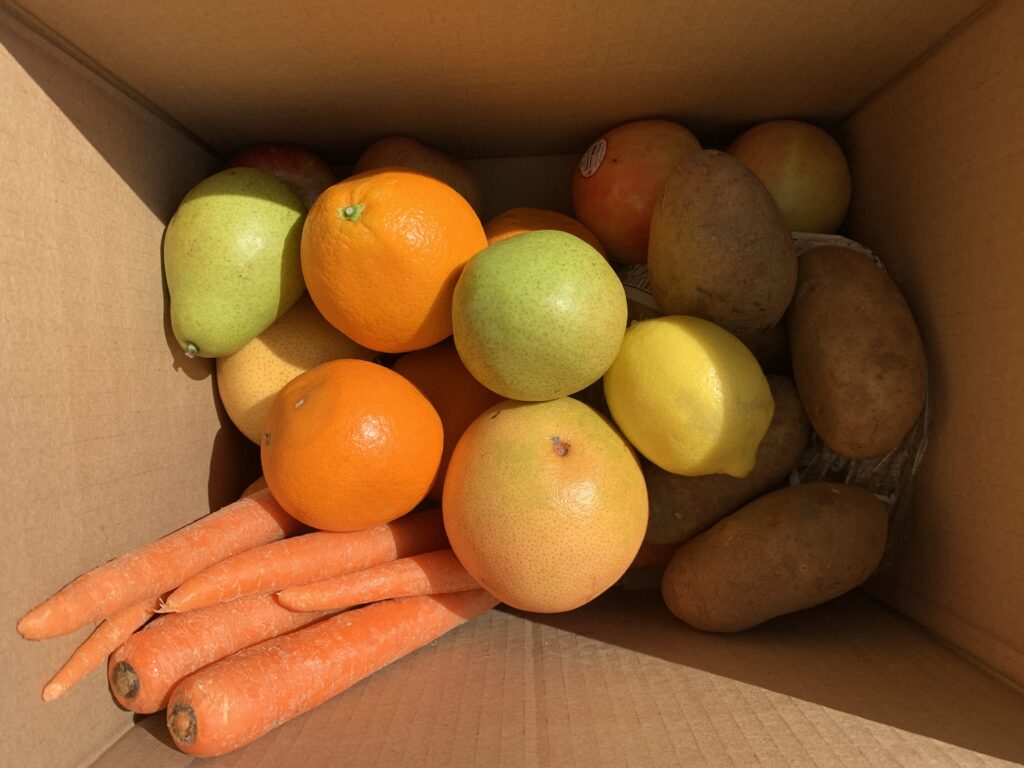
[[168, 702, 197, 746]]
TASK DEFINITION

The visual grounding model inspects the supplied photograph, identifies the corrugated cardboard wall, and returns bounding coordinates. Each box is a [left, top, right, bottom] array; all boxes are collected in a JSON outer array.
[[842, 0, 1024, 688], [0, 12, 257, 768], [7, 0, 987, 159]]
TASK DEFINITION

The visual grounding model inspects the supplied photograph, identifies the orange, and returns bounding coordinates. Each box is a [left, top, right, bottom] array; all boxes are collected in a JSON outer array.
[[483, 207, 607, 257], [301, 168, 488, 353], [392, 341, 504, 503], [442, 397, 648, 613], [261, 358, 443, 531]]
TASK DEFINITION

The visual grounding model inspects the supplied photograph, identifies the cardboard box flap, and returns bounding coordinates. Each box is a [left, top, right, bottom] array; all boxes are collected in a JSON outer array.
[[92, 592, 1024, 767], [8, 0, 988, 159]]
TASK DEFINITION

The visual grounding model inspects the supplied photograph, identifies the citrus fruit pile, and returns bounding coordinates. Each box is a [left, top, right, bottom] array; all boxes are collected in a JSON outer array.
[[167, 122, 926, 624], [239, 163, 651, 614]]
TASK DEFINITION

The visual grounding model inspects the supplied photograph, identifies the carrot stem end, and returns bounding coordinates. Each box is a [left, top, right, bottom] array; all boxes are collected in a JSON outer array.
[[168, 702, 197, 745]]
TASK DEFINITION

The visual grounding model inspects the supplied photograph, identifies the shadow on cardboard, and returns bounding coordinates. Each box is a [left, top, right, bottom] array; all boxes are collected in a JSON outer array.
[[207, 372, 262, 511], [1, 15, 219, 223]]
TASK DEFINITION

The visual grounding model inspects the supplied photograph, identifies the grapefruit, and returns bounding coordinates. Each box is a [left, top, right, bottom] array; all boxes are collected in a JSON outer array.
[[571, 119, 701, 264], [442, 397, 648, 612]]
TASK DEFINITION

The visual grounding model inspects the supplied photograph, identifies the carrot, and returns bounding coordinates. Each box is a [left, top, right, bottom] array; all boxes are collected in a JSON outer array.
[[166, 589, 498, 756], [276, 549, 479, 612], [108, 594, 329, 714], [241, 476, 268, 498], [17, 489, 302, 640], [164, 508, 448, 613], [40, 596, 161, 701]]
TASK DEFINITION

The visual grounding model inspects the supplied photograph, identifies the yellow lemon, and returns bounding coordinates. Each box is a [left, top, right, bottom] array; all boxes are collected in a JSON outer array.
[[603, 316, 774, 477]]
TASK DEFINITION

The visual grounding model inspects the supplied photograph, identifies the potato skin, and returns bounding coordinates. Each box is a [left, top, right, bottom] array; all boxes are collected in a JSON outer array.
[[647, 150, 797, 336], [788, 245, 927, 460], [736, 319, 791, 374], [644, 375, 809, 545], [661, 482, 888, 632]]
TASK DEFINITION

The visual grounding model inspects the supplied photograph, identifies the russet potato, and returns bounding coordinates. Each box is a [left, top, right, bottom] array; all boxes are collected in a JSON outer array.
[[787, 245, 927, 460], [662, 482, 888, 632], [647, 150, 797, 336]]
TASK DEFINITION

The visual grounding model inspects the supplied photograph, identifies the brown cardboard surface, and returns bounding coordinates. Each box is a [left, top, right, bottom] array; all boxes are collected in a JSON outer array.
[[842, 0, 1024, 688], [92, 590, 1024, 767], [7, 0, 987, 160], [467, 154, 579, 222], [0, 11, 258, 768]]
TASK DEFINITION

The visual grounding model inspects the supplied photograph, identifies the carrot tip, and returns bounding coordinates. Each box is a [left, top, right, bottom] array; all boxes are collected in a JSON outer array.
[[153, 598, 173, 614], [168, 702, 197, 746], [17, 613, 45, 640], [161, 596, 185, 613], [41, 684, 62, 702], [274, 593, 300, 611]]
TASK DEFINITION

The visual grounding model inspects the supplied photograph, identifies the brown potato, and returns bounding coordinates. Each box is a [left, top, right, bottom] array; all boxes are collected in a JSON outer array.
[[647, 150, 796, 336], [661, 482, 888, 632], [644, 375, 809, 545], [788, 245, 927, 459], [618, 263, 792, 373], [736, 319, 791, 374]]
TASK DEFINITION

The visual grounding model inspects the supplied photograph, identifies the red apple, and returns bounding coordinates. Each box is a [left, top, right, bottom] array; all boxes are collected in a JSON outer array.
[[353, 136, 484, 214], [571, 119, 701, 264], [228, 144, 336, 208], [726, 120, 851, 234]]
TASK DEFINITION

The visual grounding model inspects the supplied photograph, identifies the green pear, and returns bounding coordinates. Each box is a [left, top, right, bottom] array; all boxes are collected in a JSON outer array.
[[452, 230, 627, 401], [163, 167, 306, 358]]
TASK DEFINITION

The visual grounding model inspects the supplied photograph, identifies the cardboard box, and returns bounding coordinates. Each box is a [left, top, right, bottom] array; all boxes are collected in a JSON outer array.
[[2, 1, 1022, 765]]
